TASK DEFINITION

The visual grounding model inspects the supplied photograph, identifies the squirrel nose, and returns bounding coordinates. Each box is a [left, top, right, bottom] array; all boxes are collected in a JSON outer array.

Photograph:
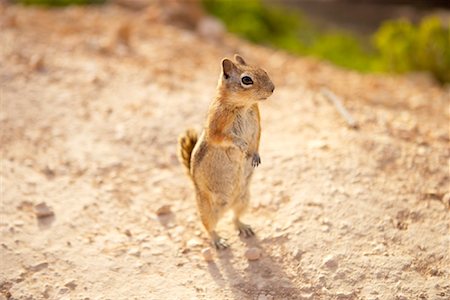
[[271, 86, 275, 93]]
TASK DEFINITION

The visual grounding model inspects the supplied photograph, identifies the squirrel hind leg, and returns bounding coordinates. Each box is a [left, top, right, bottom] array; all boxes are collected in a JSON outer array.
[[197, 192, 229, 249], [233, 191, 255, 238]]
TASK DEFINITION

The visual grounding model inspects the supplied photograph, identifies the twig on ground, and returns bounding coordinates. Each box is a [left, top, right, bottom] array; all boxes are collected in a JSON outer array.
[[321, 87, 359, 129]]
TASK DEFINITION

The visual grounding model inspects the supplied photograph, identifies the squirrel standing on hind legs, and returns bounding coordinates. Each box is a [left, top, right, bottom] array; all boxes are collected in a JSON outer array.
[[178, 54, 275, 249]]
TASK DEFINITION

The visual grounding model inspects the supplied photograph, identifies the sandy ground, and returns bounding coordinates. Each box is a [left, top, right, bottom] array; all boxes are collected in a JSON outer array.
[[1, 4, 449, 300]]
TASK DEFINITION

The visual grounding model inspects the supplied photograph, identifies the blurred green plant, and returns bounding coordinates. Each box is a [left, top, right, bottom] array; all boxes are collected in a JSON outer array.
[[203, 0, 450, 83], [202, 0, 376, 72], [17, 0, 104, 6], [374, 17, 450, 83]]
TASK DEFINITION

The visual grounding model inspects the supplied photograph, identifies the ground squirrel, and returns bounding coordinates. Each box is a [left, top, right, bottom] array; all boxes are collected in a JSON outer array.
[[178, 54, 274, 249]]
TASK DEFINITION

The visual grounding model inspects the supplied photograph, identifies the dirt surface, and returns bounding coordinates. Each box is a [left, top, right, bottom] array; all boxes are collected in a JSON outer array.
[[1, 4, 449, 300]]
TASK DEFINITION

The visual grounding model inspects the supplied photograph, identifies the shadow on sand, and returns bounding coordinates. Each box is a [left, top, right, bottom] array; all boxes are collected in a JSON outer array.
[[206, 234, 304, 300]]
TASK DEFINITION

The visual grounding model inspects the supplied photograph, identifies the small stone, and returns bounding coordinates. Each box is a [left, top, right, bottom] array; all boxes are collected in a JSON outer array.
[[396, 294, 408, 300], [186, 238, 202, 248], [201, 247, 213, 262], [322, 255, 338, 270], [308, 139, 328, 150], [150, 248, 163, 256], [320, 218, 332, 226], [34, 202, 54, 218], [14, 220, 25, 227], [376, 270, 385, 279], [299, 293, 314, 300], [373, 243, 386, 254], [318, 274, 326, 284], [339, 221, 350, 230], [417, 145, 427, 155], [156, 205, 171, 216], [114, 124, 126, 141], [29, 262, 48, 272], [333, 270, 346, 280], [245, 247, 261, 261], [336, 291, 353, 299], [29, 54, 44, 71], [127, 247, 141, 257], [292, 249, 304, 260], [154, 235, 168, 245], [64, 280, 77, 290], [321, 225, 330, 232]]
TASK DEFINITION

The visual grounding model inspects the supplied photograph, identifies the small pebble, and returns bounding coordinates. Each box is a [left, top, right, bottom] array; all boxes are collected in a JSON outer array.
[[29, 262, 48, 272], [336, 291, 353, 299], [322, 255, 338, 269], [373, 243, 386, 254], [127, 247, 141, 257], [396, 294, 408, 300], [299, 293, 314, 300], [34, 202, 54, 218], [156, 205, 171, 216], [64, 280, 77, 290], [29, 54, 44, 71], [321, 225, 330, 232], [201, 247, 213, 262], [245, 247, 261, 261], [308, 139, 328, 150], [154, 235, 168, 245], [292, 249, 304, 260], [186, 238, 202, 248]]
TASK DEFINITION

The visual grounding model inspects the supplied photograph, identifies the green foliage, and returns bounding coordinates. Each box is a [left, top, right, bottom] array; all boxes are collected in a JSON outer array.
[[374, 16, 450, 83], [203, 0, 450, 83], [202, 0, 376, 72], [202, 0, 303, 45], [308, 33, 378, 72], [17, 0, 104, 6]]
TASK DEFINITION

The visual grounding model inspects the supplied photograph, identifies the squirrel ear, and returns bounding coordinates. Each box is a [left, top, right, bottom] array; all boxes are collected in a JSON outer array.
[[221, 58, 236, 79], [234, 54, 246, 65]]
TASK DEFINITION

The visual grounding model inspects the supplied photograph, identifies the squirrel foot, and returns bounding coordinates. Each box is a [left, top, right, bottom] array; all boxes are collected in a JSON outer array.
[[252, 153, 261, 167], [238, 222, 255, 238], [213, 237, 229, 250]]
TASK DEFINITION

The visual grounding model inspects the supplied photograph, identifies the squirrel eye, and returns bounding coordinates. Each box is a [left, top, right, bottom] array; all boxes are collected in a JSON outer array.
[[241, 76, 253, 85]]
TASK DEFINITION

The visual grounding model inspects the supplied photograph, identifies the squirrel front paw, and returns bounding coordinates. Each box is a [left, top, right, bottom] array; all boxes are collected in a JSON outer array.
[[252, 153, 261, 167]]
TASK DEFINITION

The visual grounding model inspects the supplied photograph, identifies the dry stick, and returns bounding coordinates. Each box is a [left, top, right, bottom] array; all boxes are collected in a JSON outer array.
[[321, 87, 359, 129]]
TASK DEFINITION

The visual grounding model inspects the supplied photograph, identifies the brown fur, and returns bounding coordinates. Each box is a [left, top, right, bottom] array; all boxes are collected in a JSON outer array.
[[178, 54, 274, 249], [178, 129, 198, 175]]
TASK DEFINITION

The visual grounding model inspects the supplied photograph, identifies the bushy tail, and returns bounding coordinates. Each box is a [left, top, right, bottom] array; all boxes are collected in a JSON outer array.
[[178, 129, 198, 176]]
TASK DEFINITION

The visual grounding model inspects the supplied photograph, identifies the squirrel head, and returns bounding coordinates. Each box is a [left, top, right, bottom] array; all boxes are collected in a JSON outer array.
[[218, 54, 275, 105]]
